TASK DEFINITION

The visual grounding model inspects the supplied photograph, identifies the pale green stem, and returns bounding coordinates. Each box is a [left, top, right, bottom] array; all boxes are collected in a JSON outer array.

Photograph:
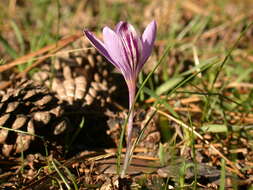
[[120, 80, 136, 178]]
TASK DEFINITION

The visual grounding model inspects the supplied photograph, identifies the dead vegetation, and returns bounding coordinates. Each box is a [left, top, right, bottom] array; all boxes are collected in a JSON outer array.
[[0, 0, 253, 189]]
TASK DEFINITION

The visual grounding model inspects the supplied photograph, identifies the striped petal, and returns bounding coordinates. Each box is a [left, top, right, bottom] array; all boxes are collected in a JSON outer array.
[[102, 26, 131, 78], [115, 21, 124, 33], [84, 21, 156, 82], [141, 20, 157, 66], [117, 22, 143, 79], [84, 30, 115, 65]]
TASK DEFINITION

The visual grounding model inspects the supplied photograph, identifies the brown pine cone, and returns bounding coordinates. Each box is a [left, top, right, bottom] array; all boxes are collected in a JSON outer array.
[[32, 48, 116, 109], [0, 80, 68, 157], [31, 46, 119, 150]]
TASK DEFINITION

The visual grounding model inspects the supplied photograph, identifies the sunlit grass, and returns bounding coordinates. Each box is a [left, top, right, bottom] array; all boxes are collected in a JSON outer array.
[[0, 0, 253, 189]]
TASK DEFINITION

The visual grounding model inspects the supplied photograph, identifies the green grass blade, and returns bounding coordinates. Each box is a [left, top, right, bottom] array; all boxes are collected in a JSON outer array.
[[156, 76, 184, 96], [54, 159, 79, 190], [0, 35, 18, 58], [141, 86, 178, 117], [10, 20, 25, 55], [65, 117, 85, 154], [51, 159, 71, 190], [219, 158, 226, 190], [211, 21, 253, 89]]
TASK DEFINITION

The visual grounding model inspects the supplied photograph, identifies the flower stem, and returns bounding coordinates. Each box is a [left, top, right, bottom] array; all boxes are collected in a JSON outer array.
[[121, 80, 136, 178]]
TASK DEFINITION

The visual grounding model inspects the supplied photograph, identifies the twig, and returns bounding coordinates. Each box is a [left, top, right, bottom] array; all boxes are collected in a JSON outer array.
[[0, 33, 82, 90], [0, 32, 82, 73]]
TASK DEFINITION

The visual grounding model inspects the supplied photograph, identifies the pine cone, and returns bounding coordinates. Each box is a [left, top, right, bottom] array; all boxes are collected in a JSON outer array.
[[0, 80, 68, 157], [32, 48, 116, 108], [31, 46, 119, 150]]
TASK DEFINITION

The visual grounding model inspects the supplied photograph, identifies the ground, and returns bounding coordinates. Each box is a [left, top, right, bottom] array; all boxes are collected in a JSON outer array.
[[0, 0, 253, 189]]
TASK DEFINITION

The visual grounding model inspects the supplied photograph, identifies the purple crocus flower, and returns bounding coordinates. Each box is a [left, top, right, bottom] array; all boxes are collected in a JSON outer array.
[[84, 20, 156, 177]]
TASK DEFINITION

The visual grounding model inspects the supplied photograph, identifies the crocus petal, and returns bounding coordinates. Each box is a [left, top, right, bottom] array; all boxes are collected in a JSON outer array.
[[84, 20, 156, 82], [141, 20, 157, 65], [117, 22, 143, 78], [103, 26, 131, 78], [115, 21, 124, 33], [84, 30, 114, 65]]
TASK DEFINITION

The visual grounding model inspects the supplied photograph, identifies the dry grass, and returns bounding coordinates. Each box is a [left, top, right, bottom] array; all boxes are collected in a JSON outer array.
[[0, 0, 253, 189]]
